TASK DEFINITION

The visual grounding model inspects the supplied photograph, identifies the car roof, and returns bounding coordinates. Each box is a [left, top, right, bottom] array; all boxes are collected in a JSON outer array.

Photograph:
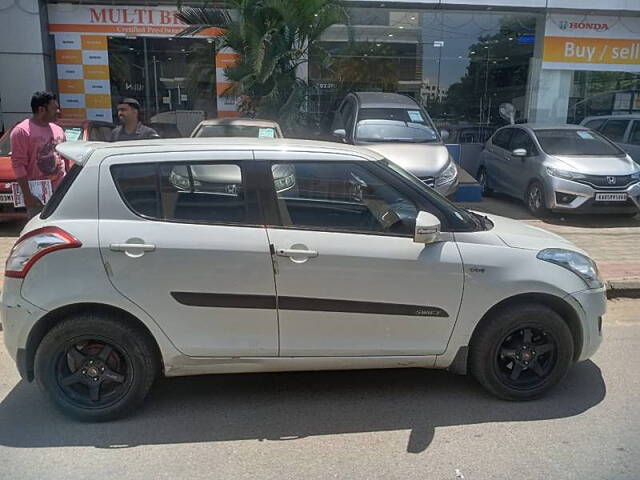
[[500, 123, 590, 132], [583, 114, 640, 120], [195, 118, 281, 128], [352, 92, 420, 109], [56, 138, 385, 166]]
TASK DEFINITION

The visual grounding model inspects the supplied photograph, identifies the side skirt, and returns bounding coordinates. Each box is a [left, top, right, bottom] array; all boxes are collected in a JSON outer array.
[[163, 354, 438, 377]]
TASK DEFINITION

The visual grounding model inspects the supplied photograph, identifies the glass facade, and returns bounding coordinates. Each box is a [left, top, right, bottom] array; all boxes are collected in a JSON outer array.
[[41, 2, 640, 141]]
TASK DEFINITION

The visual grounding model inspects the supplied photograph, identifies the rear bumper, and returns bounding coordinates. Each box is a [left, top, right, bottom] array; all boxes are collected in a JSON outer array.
[[545, 176, 640, 214]]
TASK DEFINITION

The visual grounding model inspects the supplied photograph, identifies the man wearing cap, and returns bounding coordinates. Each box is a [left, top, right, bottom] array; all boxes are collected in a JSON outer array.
[[110, 98, 160, 142]]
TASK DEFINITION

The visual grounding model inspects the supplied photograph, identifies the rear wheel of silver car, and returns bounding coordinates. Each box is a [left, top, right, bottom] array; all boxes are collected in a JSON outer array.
[[526, 180, 548, 217], [470, 304, 574, 401], [478, 168, 493, 196], [35, 314, 158, 422]]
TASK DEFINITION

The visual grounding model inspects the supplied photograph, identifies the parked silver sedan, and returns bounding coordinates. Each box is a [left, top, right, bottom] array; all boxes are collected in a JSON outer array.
[[478, 124, 640, 216]]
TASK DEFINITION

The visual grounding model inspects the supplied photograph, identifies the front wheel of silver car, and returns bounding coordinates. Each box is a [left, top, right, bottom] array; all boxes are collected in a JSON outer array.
[[35, 314, 158, 422], [526, 180, 548, 217], [469, 303, 574, 401]]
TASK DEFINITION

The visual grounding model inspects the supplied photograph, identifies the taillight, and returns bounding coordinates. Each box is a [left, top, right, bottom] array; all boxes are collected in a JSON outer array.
[[5, 227, 81, 278]]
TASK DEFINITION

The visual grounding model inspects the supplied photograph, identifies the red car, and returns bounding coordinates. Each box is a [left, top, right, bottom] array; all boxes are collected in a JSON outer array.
[[0, 119, 114, 219]]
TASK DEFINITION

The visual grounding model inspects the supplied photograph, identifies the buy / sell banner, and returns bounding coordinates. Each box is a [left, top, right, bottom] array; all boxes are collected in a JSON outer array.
[[543, 15, 640, 72]]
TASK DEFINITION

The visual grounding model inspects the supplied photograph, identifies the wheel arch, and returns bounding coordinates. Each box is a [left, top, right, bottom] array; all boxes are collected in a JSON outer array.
[[23, 303, 163, 382], [462, 293, 583, 373]]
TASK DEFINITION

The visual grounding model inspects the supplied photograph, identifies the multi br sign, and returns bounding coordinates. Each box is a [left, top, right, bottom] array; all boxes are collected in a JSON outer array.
[[543, 15, 640, 72], [48, 4, 222, 37]]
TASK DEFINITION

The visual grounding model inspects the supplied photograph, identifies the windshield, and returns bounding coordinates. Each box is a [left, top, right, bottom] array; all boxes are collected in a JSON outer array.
[[355, 108, 439, 143], [535, 129, 624, 156], [194, 125, 278, 138], [379, 159, 480, 231]]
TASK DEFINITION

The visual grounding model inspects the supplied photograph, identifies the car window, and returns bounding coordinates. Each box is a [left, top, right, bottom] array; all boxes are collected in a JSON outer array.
[[509, 129, 538, 155], [627, 121, 640, 146], [89, 126, 114, 142], [194, 125, 277, 138], [111, 162, 250, 225], [491, 128, 513, 149], [583, 118, 606, 131], [534, 129, 624, 156], [600, 119, 630, 142], [270, 161, 418, 236]]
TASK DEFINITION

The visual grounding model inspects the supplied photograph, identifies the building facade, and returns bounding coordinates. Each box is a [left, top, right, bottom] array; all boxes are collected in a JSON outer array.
[[1, 0, 639, 136]]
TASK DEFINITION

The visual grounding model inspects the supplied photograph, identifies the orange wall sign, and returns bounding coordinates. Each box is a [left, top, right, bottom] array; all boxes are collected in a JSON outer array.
[[543, 15, 640, 72]]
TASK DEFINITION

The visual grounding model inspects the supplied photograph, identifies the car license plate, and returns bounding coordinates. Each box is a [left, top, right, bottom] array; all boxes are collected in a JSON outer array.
[[595, 193, 627, 202], [0, 193, 14, 204]]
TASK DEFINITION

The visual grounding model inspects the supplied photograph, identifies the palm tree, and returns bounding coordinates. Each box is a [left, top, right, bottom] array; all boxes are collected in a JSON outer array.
[[175, 0, 346, 131]]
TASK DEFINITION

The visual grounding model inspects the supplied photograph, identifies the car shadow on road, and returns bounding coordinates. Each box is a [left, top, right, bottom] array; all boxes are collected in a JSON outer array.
[[0, 219, 26, 237], [459, 193, 640, 228], [0, 361, 605, 453]]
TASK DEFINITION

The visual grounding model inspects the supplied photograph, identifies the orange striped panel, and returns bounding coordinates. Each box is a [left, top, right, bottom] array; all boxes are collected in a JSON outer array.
[[60, 108, 86, 121], [58, 79, 84, 94], [83, 65, 110, 80], [81, 35, 108, 50], [56, 49, 82, 65], [216, 82, 234, 96], [216, 53, 239, 68], [217, 111, 241, 118], [85, 94, 112, 109]]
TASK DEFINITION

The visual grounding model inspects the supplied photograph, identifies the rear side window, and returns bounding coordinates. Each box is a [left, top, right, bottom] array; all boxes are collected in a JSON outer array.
[[600, 119, 630, 142], [111, 162, 254, 225], [491, 128, 513, 149], [40, 164, 83, 219], [583, 118, 606, 131]]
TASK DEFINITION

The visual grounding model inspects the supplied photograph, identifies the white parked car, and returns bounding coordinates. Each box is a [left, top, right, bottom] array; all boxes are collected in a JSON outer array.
[[2, 138, 603, 421]]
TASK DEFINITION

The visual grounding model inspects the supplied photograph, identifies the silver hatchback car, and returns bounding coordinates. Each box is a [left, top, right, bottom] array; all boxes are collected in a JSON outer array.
[[478, 124, 640, 216]]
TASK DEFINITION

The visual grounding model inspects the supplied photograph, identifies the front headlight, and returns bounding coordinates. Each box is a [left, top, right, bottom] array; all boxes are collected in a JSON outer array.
[[631, 170, 640, 181], [537, 248, 603, 289], [436, 160, 457, 186], [546, 167, 586, 181]]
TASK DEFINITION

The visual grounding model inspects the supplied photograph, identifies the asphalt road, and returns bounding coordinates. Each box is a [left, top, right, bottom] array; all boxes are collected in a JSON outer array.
[[0, 299, 638, 480]]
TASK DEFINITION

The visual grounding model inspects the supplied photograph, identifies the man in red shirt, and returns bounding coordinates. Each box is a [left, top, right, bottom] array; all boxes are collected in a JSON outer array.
[[10, 91, 66, 217]]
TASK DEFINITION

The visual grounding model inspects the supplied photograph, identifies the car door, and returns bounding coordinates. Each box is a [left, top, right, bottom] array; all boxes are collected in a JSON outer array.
[[619, 120, 640, 162], [483, 127, 514, 195], [98, 151, 279, 357], [507, 128, 541, 197], [257, 151, 464, 356]]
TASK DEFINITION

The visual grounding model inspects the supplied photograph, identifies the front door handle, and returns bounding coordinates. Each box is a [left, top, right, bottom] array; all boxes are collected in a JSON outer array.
[[110, 243, 156, 252], [276, 248, 318, 258]]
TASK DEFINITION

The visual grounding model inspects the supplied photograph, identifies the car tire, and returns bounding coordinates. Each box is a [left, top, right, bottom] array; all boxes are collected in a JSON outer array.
[[526, 180, 548, 217], [478, 168, 493, 197], [469, 303, 574, 401], [35, 314, 158, 422]]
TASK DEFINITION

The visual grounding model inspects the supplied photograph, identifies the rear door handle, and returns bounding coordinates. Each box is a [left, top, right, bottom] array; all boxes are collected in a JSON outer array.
[[276, 248, 318, 258], [110, 243, 156, 252]]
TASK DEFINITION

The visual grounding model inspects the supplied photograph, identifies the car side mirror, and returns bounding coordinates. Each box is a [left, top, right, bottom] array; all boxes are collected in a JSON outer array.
[[333, 129, 346, 140], [440, 129, 450, 141], [414, 211, 441, 244], [512, 148, 527, 157]]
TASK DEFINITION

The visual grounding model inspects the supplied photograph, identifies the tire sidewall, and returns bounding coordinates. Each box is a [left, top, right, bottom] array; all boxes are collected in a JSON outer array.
[[35, 316, 156, 421], [471, 306, 574, 401], [526, 180, 548, 216]]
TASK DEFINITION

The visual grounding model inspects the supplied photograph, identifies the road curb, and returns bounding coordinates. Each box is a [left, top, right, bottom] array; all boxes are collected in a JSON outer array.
[[606, 280, 640, 299]]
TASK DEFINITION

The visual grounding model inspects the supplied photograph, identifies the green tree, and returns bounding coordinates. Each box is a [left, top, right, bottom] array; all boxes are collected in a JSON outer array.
[[176, 0, 346, 131]]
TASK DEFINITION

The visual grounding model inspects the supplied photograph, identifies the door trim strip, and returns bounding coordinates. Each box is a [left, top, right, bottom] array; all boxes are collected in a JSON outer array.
[[171, 292, 448, 317]]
